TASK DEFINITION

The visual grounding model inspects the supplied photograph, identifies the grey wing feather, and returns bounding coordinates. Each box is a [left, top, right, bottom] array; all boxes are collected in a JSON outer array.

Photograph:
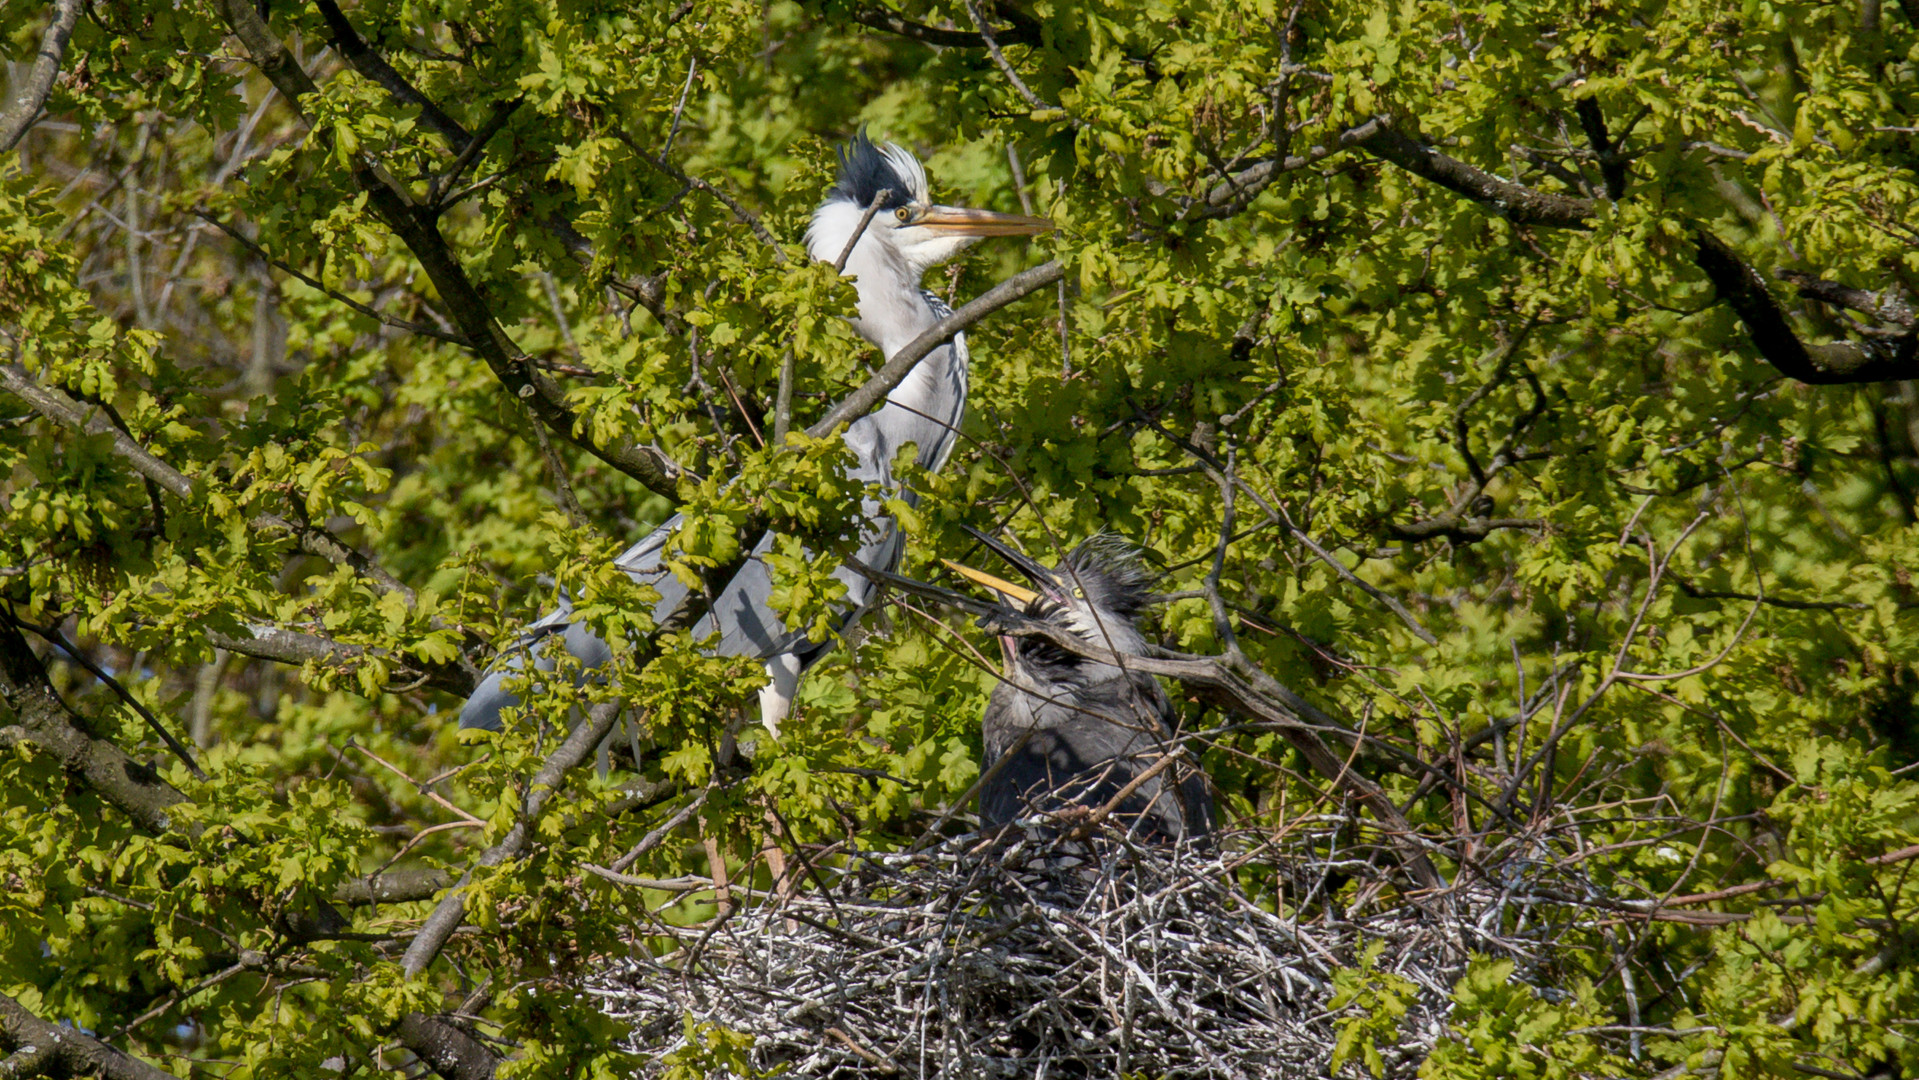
[[457, 592, 615, 731], [459, 410, 914, 731]]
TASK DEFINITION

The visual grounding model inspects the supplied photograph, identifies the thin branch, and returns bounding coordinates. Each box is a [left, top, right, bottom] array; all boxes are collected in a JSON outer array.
[[807, 260, 1064, 437], [962, 0, 1053, 111], [192, 210, 468, 344], [834, 188, 891, 273], [430, 96, 523, 210], [0, 362, 420, 602], [771, 350, 797, 445], [846, 5, 1037, 47], [1194, 117, 1387, 213], [661, 55, 698, 160], [0, 0, 83, 152], [400, 699, 626, 976], [8, 612, 205, 780]]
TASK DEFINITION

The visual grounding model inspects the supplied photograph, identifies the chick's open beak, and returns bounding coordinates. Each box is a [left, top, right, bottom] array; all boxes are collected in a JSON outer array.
[[915, 205, 1053, 237]]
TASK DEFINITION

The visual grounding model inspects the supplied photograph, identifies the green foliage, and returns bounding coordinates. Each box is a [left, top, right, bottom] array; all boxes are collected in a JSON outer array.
[[1331, 940, 1418, 1078], [4, 0, 1919, 1075]]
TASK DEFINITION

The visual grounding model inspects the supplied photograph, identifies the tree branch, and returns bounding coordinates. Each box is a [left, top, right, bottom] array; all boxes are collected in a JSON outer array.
[[205, 0, 682, 497], [311, 0, 468, 147], [1574, 97, 1629, 200], [1358, 121, 1599, 228], [0, 991, 181, 1080], [0, 363, 421, 601], [1195, 117, 1386, 213], [400, 699, 625, 975], [332, 867, 456, 905], [0, 618, 186, 833], [206, 625, 476, 697], [8, 613, 205, 780], [394, 1014, 497, 1080], [1693, 231, 1919, 383], [846, 4, 1037, 47], [1335, 121, 1919, 385], [0, 0, 83, 153], [806, 260, 1064, 437], [1777, 270, 1916, 329]]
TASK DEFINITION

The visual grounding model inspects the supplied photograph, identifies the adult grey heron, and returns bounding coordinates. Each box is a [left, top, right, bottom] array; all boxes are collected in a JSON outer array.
[[947, 529, 1216, 843], [459, 134, 1051, 735]]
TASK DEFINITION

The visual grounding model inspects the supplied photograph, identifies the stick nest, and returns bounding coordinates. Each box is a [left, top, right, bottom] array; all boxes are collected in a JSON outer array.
[[584, 820, 1534, 1078]]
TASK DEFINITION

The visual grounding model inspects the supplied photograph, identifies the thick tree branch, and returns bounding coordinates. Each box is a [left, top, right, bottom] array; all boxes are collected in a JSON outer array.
[[1332, 121, 1919, 385], [0, 0, 83, 153], [9, 614, 205, 780], [0, 618, 186, 833], [1693, 232, 1919, 383], [1777, 270, 1916, 329], [333, 867, 456, 905], [0, 991, 180, 1080], [207, 625, 476, 697], [1359, 122, 1599, 228], [311, 0, 467, 146], [806, 260, 1064, 437], [1574, 97, 1629, 200], [395, 1015, 497, 1080]]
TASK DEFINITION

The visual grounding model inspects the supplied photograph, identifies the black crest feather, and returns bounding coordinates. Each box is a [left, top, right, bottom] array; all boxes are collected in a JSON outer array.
[[834, 130, 916, 210], [1058, 535, 1160, 621]]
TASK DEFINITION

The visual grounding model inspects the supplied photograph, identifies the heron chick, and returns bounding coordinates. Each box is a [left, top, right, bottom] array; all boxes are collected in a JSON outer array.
[[459, 134, 1049, 736], [947, 529, 1215, 844]]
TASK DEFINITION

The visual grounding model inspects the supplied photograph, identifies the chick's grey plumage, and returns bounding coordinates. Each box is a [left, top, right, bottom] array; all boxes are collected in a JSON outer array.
[[459, 134, 1048, 734], [976, 535, 1214, 843]]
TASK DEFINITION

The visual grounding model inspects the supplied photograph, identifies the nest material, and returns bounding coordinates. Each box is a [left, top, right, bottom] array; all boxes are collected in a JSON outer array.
[[585, 819, 1525, 1078]]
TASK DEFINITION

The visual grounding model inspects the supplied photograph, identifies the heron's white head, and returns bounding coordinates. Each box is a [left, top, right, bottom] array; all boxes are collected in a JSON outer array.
[[806, 132, 1051, 282]]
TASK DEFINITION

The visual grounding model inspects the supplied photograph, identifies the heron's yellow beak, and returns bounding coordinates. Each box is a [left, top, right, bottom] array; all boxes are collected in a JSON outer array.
[[915, 206, 1053, 237], [942, 559, 1040, 605]]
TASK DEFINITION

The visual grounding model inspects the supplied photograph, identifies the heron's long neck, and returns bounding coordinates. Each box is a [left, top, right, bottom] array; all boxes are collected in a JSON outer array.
[[850, 262, 967, 474]]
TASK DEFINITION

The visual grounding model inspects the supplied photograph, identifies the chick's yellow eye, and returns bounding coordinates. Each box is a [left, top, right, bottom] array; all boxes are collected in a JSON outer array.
[[1073, 587, 1085, 599]]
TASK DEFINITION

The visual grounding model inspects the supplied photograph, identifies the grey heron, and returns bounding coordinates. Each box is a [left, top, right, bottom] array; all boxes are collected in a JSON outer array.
[[459, 133, 1051, 735], [947, 529, 1216, 843]]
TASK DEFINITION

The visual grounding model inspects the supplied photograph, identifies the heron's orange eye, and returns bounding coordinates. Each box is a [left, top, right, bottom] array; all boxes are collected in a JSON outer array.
[[894, 207, 912, 222]]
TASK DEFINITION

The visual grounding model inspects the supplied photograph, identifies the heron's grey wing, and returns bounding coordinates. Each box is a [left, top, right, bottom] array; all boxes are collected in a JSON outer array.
[[457, 593, 615, 731], [463, 406, 917, 732], [456, 516, 689, 732]]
